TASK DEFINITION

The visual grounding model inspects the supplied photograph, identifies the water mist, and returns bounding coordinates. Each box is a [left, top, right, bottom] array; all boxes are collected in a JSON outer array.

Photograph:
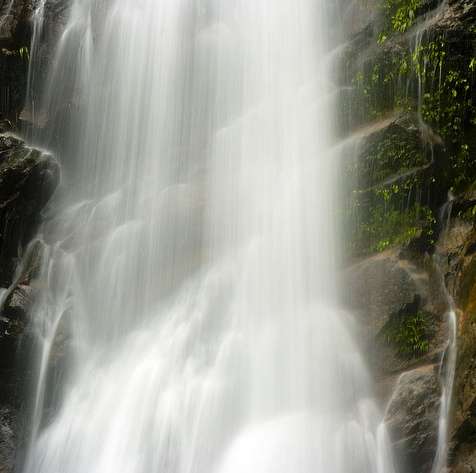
[[21, 1, 396, 472]]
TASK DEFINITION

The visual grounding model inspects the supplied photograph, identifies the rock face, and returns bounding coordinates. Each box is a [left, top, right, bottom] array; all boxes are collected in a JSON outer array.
[[0, 0, 33, 123], [342, 0, 476, 469], [344, 246, 449, 471], [436, 220, 476, 472], [385, 366, 442, 473], [344, 249, 447, 376], [0, 1, 474, 473], [0, 3, 64, 471], [354, 114, 440, 193], [0, 408, 15, 473], [0, 133, 58, 473], [0, 134, 58, 286], [0, 0, 68, 125]]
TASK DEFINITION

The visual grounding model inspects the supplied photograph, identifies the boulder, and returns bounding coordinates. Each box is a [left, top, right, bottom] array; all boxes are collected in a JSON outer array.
[[0, 134, 58, 286], [344, 249, 448, 376], [385, 365, 441, 473]]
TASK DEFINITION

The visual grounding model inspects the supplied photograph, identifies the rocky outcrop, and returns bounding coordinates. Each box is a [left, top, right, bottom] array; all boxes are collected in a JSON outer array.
[[345, 249, 447, 375], [354, 114, 441, 193], [343, 113, 446, 255], [0, 133, 58, 473], [341, 0, 476, 258], [342, 1, 476, 468], [385, 365, 442, 473], [431, 215, 476, 471], [344, 244, 450, 471], [0, 0, 68, 125], [0, 134, 58, 286], [0, 1, 30, 124]]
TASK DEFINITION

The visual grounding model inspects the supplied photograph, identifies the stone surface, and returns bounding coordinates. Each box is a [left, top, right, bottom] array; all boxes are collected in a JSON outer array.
[[385, 365, 442, 473], [0, 408, 15, 473], [344, 242, 452, 473], [344, 249, 448, 376], [0, 134, 58, 286], [0, 133, 58, 473], [440, 224, 476, 472], [355, 114, 440, 193]]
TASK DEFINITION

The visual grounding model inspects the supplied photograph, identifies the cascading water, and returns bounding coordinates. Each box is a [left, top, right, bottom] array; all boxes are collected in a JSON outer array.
[[20, 1, 397, 472]]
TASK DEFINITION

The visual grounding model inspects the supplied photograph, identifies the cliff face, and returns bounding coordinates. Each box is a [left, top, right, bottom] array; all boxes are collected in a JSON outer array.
[[0, 136, 59, 472], [0, 0, 32, 125], [0, 3, 61, 471], [342, 0, 476, 258], [341, 0, 476, 471]]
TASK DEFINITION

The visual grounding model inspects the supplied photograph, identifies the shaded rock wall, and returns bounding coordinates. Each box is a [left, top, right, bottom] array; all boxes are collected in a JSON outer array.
[[341, 0, 476, 471], [341, 0, 476, 258], [0, 133, 58, 473], [0, 3, 63, 471], [0, 0, 67, 126], [435, 217, 476, 471], [344, 245, 449, 472]]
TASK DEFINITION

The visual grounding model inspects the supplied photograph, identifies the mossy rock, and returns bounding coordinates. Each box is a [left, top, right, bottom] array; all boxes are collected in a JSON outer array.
[[344, 114, 442, 255], [355, 114, 432, 190]]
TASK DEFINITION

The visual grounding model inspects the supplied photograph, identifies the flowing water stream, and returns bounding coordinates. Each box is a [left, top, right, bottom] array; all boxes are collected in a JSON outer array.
[[20, 1, 398, 472]]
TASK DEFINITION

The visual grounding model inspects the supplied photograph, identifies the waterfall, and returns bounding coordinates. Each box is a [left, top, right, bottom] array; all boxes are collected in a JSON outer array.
[[21, 1, 396, 472]]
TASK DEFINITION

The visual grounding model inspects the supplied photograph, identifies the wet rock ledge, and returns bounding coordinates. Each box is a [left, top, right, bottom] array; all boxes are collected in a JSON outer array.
[[0, 132, 58, 473]]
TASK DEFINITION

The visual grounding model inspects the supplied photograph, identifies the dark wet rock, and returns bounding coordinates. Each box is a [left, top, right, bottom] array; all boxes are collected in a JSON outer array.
[[352, 114, 447, 226], [0, 134, 58, 286], [0, 241, 49, 409], [3, 285, 34, 321], [0, 407, 15, 473], [0, 0, 33, 123], [0, 133, 58, 472], [385, 365, 441, 473], [0, 1, 33, 48], [0, 48, 29, 124], [355, 114, 441, 193], [343, 114, 446, 256], [0, 0, 69, 125]]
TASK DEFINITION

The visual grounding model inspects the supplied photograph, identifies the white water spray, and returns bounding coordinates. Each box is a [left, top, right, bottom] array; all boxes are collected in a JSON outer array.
[[21, 1, 396, 473]]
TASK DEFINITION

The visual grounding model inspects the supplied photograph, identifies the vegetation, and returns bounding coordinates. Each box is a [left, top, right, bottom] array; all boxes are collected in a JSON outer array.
[[343, 0, 476, 256], [382, 310, 432, 357], [382, 0, 423, 34]]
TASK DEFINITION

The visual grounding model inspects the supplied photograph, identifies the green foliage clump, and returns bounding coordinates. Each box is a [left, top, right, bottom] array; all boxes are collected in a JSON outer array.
[[355, 204, 434, 254], [387, 0, 422, 33], [377, 0, 423, 40], [383, 311, 432, 357]]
